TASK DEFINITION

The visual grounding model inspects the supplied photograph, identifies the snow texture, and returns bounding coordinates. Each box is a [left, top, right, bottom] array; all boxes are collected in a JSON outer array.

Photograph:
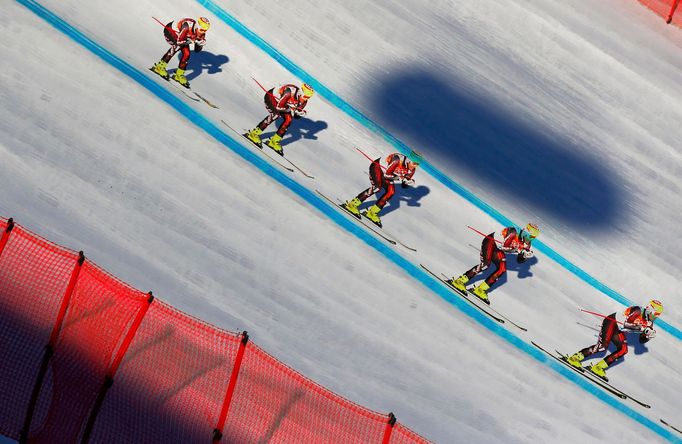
[[0, 0, 680, 442]]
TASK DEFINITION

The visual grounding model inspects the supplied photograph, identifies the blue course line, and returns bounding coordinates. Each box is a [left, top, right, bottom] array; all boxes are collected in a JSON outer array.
[[197, 0, 681, 341], [17, 1, 678, 441]]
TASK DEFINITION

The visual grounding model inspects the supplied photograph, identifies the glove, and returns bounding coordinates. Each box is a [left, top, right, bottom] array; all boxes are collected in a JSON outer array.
[[520, 249, 533, 259], [294, 109, 306, 119], [401, 179, 415, 188], [194, 37, 206, 46], [643, 327, 656, 339]]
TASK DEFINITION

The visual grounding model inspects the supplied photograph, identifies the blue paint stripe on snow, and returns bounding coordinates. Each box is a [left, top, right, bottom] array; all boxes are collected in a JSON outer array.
[[17, 1, 679, 442], [196, 0, 682, 341]]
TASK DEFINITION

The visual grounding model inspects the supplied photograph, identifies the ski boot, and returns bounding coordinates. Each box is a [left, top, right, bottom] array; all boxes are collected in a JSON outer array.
[[342, 197, 362, 218], [449, 275, 468, 293], [471, 282, 490, 305], [588, 359, 609, 381], [566, 351, 585, 369], [362, 204, 382, 227], [266, 134, 284, 156], [244, 127, 263, 148], [173, 68, 190, 88], [151, 60, 169, 80]]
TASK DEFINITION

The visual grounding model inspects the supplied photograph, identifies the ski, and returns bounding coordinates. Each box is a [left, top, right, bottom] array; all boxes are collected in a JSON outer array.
[[660, 419, 682, 435], [531, 341, 627, 399], [220, 120, 294, 173], [420, 264, 506, 324], [359, 214, 417, 251], [437, 273, 527, 330], [574, 360, 652, 408], [281, 156, 315, 179], [149, 68, 200, 102], [533, 342, 652, 408], [315, 190, 397, 246], [193, 91, 219, 109]]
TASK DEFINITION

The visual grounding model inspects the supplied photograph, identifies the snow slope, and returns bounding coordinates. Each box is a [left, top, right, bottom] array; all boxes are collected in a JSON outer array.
[[1, 0, 680, 442]]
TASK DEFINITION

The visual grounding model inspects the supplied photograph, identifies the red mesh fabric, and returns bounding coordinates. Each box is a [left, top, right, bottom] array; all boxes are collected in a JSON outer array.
[[222, 343, 387, 443], [27, 261, 147, 443], [89, 301, 242, 444], [637, 0, 682, 24], [391, 423, 433, 444], [0, 219, 430, 443], [0, 226, 78, 440]]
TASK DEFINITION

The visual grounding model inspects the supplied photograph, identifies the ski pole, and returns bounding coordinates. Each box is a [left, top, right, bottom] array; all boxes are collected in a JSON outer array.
[[355, 147, 386, 170], [152, 17, 175, 34], [251, 77, 294, 112], [579, 308, 625, 326], [466, 225, 502, 244]]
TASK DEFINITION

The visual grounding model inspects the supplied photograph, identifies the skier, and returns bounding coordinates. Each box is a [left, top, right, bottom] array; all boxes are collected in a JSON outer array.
[[244, 83, 315, 156], [566, 300, 663, 380], [342, 151, 422, 228], [151, 17, 211, 88], [449, 223, 540, 304]]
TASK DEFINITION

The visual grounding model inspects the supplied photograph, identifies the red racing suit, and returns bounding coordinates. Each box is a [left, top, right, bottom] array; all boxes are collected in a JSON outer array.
[[356, 153, 417, 209], [580, 306, 653, 365], [160, 18, 207, 69], [464, 227, 531, 288], [256, 84, 310, 137]]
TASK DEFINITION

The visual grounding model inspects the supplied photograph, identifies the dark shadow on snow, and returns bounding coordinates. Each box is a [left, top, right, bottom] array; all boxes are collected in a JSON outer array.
[[380, 184, 430, 215], [261, 116, 329, 147], [183, 50, 230, 81], [368, 69, 627, 232]]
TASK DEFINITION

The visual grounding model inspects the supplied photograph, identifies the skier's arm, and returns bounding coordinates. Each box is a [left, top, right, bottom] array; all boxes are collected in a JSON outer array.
[[383, 159, 400, 180], [176, 27, 192, 46], [622, 307, 651, 333], [275, 92, 294, 113]]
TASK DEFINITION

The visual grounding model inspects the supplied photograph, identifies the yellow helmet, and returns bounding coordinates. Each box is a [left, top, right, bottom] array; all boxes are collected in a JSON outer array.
[[525, 223, 540, 239], [301, 83, 315, 99], [197, 16, 211, 32]]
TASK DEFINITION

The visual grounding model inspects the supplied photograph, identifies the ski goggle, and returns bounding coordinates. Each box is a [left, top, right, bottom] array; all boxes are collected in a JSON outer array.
[[645, 300, 664, 320], [525, 223, 540, 239]]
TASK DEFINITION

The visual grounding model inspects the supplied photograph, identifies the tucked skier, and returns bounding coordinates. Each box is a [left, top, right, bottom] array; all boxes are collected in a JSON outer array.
[[342, 151, 421, 228], [151, 17, 211, 88], [449, 223, 539, 304], [244, 83, 315, 156], [566, 300, 663, 381]]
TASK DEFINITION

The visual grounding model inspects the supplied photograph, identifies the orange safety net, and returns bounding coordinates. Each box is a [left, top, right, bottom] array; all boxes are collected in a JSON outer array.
[[0, 218, 430, 444], [637, 0, 682, 25]]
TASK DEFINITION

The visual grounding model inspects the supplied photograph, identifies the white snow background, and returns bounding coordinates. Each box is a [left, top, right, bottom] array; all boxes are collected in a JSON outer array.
[[0, 0, 681, 442]]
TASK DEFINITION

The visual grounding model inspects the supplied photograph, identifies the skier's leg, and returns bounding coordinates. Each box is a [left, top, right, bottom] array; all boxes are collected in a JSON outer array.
[[375, 181, 395, 209], [452, 234, 495, 291], [153, 27, 180, 78], [246, 94, 279, 146], [605, 331, 628, 365], [172, 46, 192, 87], [266, 113, 292, 154], [154, 24, 179, 78], [580, 315, 617, 358], [483, 252, 507, 287], [464, 236, 494, 279], [354, 160, 383, 202], [568, 316, 616, 368]]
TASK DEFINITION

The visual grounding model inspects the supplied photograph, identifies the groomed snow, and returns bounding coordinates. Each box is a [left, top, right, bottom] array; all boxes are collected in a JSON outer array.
[[1, 0, 680, 442]]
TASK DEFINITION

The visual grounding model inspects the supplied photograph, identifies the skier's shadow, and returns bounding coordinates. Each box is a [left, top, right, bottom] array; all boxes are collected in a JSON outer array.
[[380, 185, 430, 215], [262, 117, 329, 147], [182, 51, 230, 81], [282, 117, 328, 146]]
